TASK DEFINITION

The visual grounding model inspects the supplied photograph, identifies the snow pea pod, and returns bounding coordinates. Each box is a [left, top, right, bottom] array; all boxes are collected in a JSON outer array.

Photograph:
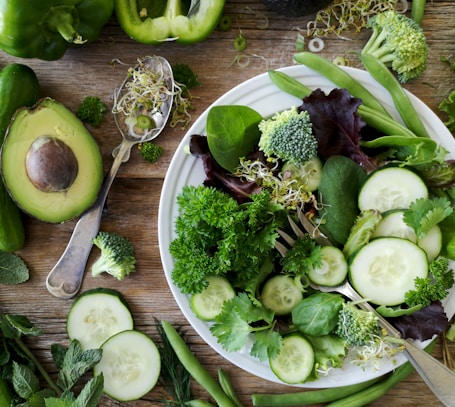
[[361, 53, 430, 138], [293, 52, 392, 119]]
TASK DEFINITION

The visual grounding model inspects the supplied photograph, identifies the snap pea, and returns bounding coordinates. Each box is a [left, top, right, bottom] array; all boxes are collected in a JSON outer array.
[[293, 52, 392, 119], [360, 53, 430, 138], [161, 320, 238, 407], [268, 70, 417, 139], [251, 378, 379, 406], [218, 368, 245, 407]]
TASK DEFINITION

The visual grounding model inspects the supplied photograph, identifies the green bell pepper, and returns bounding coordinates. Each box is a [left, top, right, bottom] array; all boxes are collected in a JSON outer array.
[[115, 0, 225, 44], [0, 0, 114, 60]]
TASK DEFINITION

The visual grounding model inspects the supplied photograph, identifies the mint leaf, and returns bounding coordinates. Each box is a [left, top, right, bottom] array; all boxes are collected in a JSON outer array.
[[73, 374, 104, 407], [404, 197, 453, 238], [0, 251, 29, 285], [1, 314, 42, 339], [45, 397, 73, 407], [57, 340, 102, 391], [12, 361, 40, 399]]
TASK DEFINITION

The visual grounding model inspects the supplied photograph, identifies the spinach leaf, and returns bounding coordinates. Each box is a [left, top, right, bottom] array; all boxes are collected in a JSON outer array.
[[291, 292, 344, 336], [206, 105, 262, 172], [318, 155, 368, 245]]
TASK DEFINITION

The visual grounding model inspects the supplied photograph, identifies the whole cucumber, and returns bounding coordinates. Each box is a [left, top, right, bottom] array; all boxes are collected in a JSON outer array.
[[0, 64, 40, 252]]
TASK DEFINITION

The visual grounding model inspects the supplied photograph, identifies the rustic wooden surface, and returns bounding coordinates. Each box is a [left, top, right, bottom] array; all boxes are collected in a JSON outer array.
[[1, 1, 455, 406]]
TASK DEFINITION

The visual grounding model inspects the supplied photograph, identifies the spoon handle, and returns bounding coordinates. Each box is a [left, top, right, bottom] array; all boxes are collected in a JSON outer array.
[[404, 340, 455, 407], [46, 140, 132, 299]]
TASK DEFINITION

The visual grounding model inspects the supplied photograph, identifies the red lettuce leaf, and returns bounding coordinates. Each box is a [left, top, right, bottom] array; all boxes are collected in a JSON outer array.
[[390, 301, 449, 341], [298, 88, 377, 172]]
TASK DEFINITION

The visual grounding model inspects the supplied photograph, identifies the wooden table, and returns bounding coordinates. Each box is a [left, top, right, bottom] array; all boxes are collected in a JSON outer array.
[[1, 1, 455, 405]]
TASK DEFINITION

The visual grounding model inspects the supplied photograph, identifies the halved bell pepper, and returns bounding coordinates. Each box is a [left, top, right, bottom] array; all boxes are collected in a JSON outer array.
[[0, 0, 114, 60], [115, 0, 225, 44]]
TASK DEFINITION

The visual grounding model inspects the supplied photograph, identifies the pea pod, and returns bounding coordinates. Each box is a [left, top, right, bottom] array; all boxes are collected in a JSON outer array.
[[268, 70, 417, 139], [161, 320, 238, 407], [293, 52, 392, 119], [0, 64, 40, 252], [360, 53, 430, 138]]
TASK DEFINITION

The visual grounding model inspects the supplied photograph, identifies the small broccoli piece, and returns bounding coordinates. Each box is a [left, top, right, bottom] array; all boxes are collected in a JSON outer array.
[[258, 106, 317, 164], [91, 231, 136, 281], [361, 10, 428, 83], [76, 96, 108, 127], [335, 301, 381, 346], [138, 141, 163, 163]]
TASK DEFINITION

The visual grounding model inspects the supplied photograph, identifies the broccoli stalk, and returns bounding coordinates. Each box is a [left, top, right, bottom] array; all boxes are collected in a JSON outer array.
[[335, 301, 382, 346], [361, 10, 428, 83], [76, 96, 108, 127], [91, 231, 136, 280], [258, 106, 318, 164]]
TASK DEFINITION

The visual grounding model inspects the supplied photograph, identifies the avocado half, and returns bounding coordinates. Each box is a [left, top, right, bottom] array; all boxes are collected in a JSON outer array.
[[1, 98, 103, 223]]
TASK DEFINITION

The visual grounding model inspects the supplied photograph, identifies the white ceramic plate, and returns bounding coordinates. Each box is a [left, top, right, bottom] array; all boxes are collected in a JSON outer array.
[[158, 65, 455, 388]]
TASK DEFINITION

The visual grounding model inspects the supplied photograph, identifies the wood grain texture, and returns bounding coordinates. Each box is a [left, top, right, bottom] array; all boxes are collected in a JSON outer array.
[[1, 1, 455, 406]]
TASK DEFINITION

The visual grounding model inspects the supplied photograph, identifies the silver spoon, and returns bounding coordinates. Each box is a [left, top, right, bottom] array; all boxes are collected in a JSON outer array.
[[46, 55, 174, 299]]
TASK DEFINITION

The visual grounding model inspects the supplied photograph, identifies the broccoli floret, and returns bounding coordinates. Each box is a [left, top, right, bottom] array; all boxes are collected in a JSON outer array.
[[361, 10, 428, 83], [258, 106, 318, 164], [138, 141, 163, 163], [91, 231, 136, 281], [335, 301, 381, 346], [76, 96, 108, 127]]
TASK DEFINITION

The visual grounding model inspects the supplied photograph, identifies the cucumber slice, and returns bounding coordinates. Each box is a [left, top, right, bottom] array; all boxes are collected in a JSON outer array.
[[190, 275, 235, 321], [308, 246, 348, 286], [67, 288, 133, 350], [373, 210, 442, 261], [349, 237, 428, 306], [281, 156, 323, 192], [358, 167, 428, 212], [260, 275, 303, 315], [94, 330, 160, 401], [270, 334, 314, 384]]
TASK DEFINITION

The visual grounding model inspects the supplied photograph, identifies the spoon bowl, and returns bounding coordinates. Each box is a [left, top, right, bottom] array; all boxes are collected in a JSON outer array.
[[46, 55, 174, 299]]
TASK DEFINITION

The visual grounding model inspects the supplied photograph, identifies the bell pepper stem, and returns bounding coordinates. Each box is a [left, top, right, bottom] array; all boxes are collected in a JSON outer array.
[[46, 6, 86, 44]]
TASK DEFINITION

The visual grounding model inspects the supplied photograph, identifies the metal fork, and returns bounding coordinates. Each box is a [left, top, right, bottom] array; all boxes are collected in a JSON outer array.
[[275, 209, 455, 407]]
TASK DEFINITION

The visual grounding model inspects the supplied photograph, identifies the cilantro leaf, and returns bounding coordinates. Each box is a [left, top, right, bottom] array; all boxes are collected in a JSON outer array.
[[403, 197, 453, 238], [210, 293, 279, 361], [0, 251, 29, 285]]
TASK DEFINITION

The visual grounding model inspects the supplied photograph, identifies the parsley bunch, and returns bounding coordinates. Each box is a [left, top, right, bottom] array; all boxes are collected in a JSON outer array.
[[169, 185, 282, 294]]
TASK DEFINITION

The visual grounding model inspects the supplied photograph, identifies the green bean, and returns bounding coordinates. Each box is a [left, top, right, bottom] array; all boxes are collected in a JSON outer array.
[[411, 0, 427, 25], [293, 52, 392, 119], [361, 53, 430, 138], [251, 378, 379, 406], [268, 69, 418, 139], [186, 400, 217, 407], [218, 368, 245, 407], [161, 320, 237, 407]]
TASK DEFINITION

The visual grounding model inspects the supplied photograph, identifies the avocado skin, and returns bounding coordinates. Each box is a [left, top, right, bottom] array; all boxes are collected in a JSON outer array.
[[1, 98, 103, 224], [262, 0, 333, 17]]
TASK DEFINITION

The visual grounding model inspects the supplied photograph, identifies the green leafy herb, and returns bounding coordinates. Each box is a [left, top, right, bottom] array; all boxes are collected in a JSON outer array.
[[404, 197, 453, 238], [0, 313, 104, 406], [172, 63, 200, 90], [280, 235, 322, 275], [405, 257, 455, 307], [210, 292, 282, 361], [0, 251, 29, 284]]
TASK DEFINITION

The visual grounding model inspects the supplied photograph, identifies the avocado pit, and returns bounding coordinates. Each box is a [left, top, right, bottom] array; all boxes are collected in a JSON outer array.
[[25, 135, 78, 192]]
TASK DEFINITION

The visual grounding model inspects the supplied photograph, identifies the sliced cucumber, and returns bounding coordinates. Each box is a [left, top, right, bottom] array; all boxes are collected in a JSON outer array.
[[67, 288, 133, 350], [349, 237, 428, 306], [281, 156, 323, 192], [308, 246, 348, 286], [358, 167, 428, 213], [270, 334, 314, 384], [373, 210, 442, 261], [94, 330, 161, 401], [190, 275, 235, 321], [260, 275, 303, 315]]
